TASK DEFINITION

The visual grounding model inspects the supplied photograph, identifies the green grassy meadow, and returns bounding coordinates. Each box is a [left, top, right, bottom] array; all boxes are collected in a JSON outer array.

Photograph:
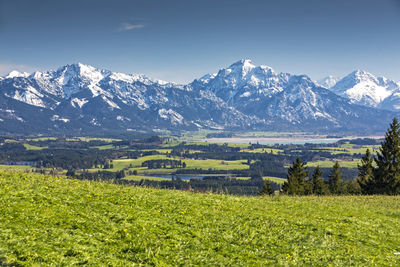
[[306, 160, 360, 168], [89, 155, 249, 174], [1, 171, 400, 265], [23, 143, 48, 150]]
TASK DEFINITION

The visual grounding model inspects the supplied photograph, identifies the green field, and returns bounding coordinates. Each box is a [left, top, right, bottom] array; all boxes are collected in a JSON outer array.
[[1, 171, 400, 265], [89, 155, 249, 174], [23, 143, 48, 150], [264, 176, 287, 184], [91, 144, 115, 150], [306, 160, 360, 168], [25, 137, 58, 141], [317, 143, 380, 155]]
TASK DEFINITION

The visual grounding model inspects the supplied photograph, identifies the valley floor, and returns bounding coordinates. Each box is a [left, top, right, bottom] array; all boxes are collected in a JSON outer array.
[[1, 171, 399, 265]]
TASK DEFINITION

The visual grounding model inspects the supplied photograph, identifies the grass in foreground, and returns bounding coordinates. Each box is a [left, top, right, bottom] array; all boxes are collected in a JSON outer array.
[[1, 171, 400, 265], [0, 164, 33, 171]]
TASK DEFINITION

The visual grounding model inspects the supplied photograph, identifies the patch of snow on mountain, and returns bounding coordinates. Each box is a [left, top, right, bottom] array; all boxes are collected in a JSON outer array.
[[198, 73, 217, 84], [15, 116, 24, 122], [71, 98, 88, 108], [51, 115, 70, 123], [116, 115, 131, 122], [8, 87, 45, 108], [158, 108, 184, 125], [110, 72, 146, 83], [110, 72, 170, 86], [101, 96, 120, 109], [77, 63, 105, 81], [90, 118, 100, 126], [345, 81, 390, 104], [240, 92, 252, 97]]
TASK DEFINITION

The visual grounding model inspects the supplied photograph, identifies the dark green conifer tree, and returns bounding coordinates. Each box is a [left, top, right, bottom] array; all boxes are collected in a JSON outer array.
[[260, 180, 274, 196], [328, 162, 342, 194], [357, 149, 375, 194], [374, 117, 400, 194], [310, 166, 329, 195], [282, 157, 309, 195]]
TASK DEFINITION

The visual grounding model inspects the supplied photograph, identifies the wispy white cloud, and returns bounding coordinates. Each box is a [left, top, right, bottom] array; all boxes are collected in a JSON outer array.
[[117, 23, 144, 32], [0, 62, 38, 76]]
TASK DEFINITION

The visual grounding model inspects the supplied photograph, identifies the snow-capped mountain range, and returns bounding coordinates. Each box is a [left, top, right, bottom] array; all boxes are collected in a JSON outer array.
[[0, 60, 397, 135]]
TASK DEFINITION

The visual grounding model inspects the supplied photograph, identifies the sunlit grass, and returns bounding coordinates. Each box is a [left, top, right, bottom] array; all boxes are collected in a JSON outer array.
[[23, 144, 48, 150], [306, 160, 360, 168], [89, 155, 249, 173], [1, 171, 399, 265]]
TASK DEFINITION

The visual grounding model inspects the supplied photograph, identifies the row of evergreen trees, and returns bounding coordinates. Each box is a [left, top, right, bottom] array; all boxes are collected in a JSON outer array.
[[281, 118, 400, 195], [280, 159, 350, 195]]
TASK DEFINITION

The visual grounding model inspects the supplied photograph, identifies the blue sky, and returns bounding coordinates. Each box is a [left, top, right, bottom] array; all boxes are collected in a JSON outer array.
[[0, 0, 399, 82]]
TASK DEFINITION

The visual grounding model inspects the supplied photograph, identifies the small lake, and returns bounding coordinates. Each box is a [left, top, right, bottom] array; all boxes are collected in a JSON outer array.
[[198, 135, 383, 145], [139, 174, 233, 180], [258, 139, 341, 145]]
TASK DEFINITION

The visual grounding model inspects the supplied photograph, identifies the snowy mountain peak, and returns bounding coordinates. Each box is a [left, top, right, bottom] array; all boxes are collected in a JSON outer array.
[[330, 69, 400, 109], [5, 70, 30, 79], [192, 60, 291, 103], [226, 59, 276, 77], [317, 75, 340, 88], [57, 63, 109, 82], [220, 59, 275, 79], [29, 71, 46, 79], [223, 59, 255, 77], [229, 59, 255, 69], [349, 69, 376, 82]]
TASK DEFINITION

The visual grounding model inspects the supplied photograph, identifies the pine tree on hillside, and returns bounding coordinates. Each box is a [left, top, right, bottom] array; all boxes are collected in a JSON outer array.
[[281, 157, 309, 195], [375, 117, 400, 195], [328, 162, 342, 194], [260, 180, 274, 196], [357, 149, 375, 194], [311, 166, 329, 195]]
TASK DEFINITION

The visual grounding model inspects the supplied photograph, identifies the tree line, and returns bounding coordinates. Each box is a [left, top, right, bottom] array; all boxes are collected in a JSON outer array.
[[281, 118, 400, 195], [141, 159, 186, 169]]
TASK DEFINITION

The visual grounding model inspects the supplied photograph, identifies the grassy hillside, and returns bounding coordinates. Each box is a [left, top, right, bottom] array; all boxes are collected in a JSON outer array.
[[1, 171, 400, 265]]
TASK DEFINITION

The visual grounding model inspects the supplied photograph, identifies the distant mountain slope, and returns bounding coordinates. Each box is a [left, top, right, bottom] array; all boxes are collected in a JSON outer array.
[[0, 60, 397, 135], [316, 76, 340, 89]]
